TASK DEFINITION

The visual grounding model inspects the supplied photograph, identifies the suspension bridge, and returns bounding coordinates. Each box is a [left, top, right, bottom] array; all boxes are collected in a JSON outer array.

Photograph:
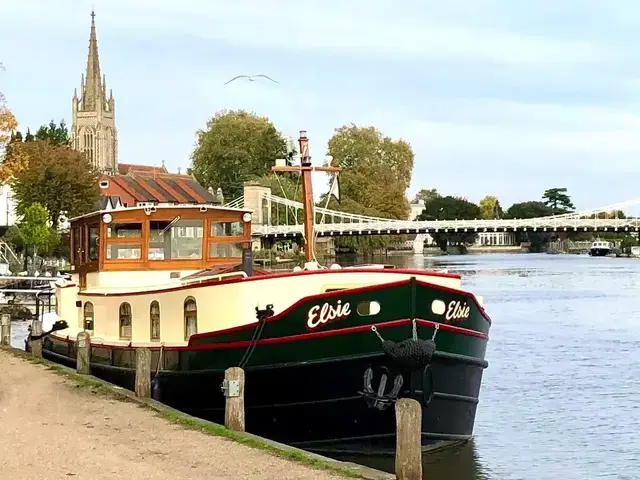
[[225, 188, 640, 241]]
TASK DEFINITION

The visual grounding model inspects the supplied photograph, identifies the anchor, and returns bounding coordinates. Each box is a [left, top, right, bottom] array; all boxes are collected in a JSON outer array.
[[358, 365, 404, 411]]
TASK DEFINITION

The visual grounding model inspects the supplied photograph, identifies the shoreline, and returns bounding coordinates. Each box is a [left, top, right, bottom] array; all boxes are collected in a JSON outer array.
[[0, 346, 392, 480]]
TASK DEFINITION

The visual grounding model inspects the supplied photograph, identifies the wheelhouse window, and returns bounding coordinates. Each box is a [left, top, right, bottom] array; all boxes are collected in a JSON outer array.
[[149, 218, 203, 260], [106, 244, 142, 260], [72, 227, 81, 264], [150, 301, 160, 341], [107, 222, 142, 238], [83, 302, 94, 331], [88, 226, 99, 261], [184, 297, 197, 340], [211, 221, 243, 237], [209, 242, 244, 258], [119, 302, 132, 340]]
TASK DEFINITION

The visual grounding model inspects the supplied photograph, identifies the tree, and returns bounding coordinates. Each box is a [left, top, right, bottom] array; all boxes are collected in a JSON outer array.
[[411, 188, 439, 204], [35, 119, 70, 146], [326, 124, 415, 253], [0, 67, 18, 148], [478, 195, 503, 219], [542, 188, 575, 214], [417, 194, 481, 252], [190, 110, 287, 200], [5, 203, 59, 269], [504, 201, 555, 252], [10, 140, 100, 228]]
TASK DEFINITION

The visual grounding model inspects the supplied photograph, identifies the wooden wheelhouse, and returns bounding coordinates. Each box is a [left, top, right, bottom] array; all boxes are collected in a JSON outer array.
[[69, 204, 254, 290]]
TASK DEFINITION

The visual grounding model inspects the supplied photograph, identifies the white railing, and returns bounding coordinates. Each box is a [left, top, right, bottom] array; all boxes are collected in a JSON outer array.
[[227, 193, 640, 236]]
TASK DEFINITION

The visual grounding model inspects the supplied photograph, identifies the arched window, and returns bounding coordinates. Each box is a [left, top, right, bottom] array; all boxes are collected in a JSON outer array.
[[150, 301, 160, 341], [184, 297, 197, 340], [83, 302, 94, 331], [119, 302, 132, 340]]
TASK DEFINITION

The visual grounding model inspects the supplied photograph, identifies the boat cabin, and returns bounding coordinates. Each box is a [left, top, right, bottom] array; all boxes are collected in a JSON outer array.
[[69, 204, 254, 290]]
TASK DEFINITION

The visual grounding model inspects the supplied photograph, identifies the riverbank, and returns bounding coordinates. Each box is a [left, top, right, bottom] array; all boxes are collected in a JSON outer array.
[[0, 347, 391, 480]]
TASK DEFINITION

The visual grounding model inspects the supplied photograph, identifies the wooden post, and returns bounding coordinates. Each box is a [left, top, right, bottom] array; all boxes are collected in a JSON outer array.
[[135, 348, 151, 398], [0, 314, 10, 346], [395, 398, 423, 480], [223, 367, 245, 432], [76, 331, 91, 375], [30, 319, 43, 358]]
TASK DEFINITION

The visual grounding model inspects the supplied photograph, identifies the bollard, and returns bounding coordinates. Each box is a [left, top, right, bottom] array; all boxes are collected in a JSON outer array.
[[222, 367, 245, 432], [0, 314, 10, 346], [76, 331, 91, 375], [135, 348, 151, 398], [395, 398, 423, 480], [30, 319, 43, 358]]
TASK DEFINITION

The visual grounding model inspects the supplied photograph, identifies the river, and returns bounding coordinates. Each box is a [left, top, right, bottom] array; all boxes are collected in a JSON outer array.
[[9, 252, 639, 478], [334, 252, 640, 479]]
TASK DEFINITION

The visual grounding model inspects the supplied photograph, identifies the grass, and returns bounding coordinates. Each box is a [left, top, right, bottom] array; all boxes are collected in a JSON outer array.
[[0, 345, 391, 480]]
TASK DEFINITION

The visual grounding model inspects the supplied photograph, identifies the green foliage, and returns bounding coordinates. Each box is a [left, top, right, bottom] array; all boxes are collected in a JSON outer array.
[[504, 201, 554, 219], [34, 119, 70, 146], [411, 188, 439, 204], [416, 194, 481, 251], [190, 110, 287, 200], [24, 128, 34, 142], [542, 187, 575, 214], [504, 201, 555, 252], [254, 175, 304, 225], [7, 203, 60, 262], [619, 235, 639, 254], [11, 140, 100, 228], [479, 195, 503, 219], [326, 124, 415, 253]]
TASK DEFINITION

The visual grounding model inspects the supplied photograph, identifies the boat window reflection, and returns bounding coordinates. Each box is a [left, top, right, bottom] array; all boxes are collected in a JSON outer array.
[[119, 302, 132, 340], [184, 297, 197, 340], [149, 219, 203, 260], [356, 301, 381, 316], [150, 301, 160, 341]]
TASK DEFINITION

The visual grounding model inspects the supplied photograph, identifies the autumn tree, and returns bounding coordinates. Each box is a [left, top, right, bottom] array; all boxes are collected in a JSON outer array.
[[542, 188, 575, 214], [10, 140, 100, 228], [417, 194, 481, 252], [0, 64, 18, 150], [190, 110, 287, 200], [479, 195, 503, 219]]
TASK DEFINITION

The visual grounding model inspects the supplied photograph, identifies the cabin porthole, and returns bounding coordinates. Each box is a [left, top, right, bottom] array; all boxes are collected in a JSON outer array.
[[431, 299, 446, 316], [356, 301, 381, 316]]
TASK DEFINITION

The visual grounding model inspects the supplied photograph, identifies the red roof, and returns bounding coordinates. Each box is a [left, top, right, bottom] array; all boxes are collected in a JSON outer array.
[[99, 170, 217, 206], [118, 163, 168, 175]]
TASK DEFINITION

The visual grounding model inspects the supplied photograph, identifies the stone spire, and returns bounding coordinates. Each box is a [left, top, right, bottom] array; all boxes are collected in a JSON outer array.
[[71, 10, 118, 174], [81, 10, 103, 111]]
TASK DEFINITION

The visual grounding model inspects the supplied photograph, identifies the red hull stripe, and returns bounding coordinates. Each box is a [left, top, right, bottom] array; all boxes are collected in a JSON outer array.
[[50, 317, 488, 352], [77, 267, 461, 298]]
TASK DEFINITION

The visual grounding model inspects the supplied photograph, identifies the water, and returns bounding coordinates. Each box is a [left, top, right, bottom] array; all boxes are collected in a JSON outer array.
[[336, 252, 640, 479]]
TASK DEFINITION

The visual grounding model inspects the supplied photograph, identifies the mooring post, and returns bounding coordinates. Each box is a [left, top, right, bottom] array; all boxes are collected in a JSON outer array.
[[76, 331, 91, 375], [395, 398, 423, 480], [0, 314, 10, 347], [30, 319, 43, 358], [223, 367, 245, 432], [135, 348, 152, 398]]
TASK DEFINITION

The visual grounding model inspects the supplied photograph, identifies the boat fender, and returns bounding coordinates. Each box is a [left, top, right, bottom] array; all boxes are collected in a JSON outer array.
[[370, 323, 438, 371]]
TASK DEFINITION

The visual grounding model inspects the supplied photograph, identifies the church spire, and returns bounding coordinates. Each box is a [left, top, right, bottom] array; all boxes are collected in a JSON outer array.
[[82, 10, 103, 111]]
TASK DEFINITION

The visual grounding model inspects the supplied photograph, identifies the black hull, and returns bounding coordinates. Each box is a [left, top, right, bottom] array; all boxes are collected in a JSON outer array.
[[589, 248, 610, 257], [42, 346, 486, 455]]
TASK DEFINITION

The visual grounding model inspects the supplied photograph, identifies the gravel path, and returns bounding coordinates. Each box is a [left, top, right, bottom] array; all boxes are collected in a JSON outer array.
[[0, 350, 344, 480]]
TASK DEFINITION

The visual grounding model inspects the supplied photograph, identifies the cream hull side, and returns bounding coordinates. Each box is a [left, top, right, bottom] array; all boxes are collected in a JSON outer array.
[[53, 269, 473, 347]]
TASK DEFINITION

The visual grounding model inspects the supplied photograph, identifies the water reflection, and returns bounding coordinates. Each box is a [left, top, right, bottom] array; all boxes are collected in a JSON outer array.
[[335, 441, 489, 480]]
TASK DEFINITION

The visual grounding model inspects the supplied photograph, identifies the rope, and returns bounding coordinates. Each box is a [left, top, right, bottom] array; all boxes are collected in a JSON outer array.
[[238, 305, 274, 368]]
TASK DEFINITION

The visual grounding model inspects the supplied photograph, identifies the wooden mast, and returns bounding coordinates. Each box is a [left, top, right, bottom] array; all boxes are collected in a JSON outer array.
[[272, 130, 341, 263]]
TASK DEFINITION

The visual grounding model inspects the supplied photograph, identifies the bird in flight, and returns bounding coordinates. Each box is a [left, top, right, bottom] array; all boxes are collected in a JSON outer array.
[[224, 74, 279, 85]]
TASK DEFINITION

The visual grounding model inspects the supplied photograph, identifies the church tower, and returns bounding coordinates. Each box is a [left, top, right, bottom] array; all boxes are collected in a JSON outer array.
[[71, 11, 118, 175]]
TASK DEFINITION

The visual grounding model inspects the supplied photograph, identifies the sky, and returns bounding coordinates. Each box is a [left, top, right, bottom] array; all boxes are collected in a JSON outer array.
[[2, 0, 640, 212]]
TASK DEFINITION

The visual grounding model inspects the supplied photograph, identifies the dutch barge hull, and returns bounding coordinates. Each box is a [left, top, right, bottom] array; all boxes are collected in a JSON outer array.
[[42, 278, 491, 455]]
